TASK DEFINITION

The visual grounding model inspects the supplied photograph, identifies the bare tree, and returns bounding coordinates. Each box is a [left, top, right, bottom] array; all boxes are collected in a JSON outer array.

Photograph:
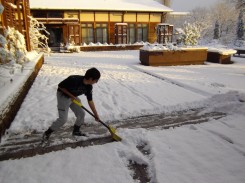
[[188, 7, 212, 35], [226, 0, 245, 9], [211, 1, 238, 44], [153, 0, 172, 7], [163, 0, 171, 7]]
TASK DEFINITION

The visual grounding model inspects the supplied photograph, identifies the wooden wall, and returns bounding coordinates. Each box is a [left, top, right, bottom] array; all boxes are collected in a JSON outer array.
[[31, 9, 167, 45]]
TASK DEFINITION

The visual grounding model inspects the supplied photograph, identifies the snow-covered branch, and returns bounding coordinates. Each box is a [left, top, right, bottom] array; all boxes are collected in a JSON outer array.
[[29, 16, 50, 54]]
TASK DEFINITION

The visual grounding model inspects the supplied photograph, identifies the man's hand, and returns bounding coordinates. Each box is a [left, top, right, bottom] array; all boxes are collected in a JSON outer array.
[[94, 115, 100, 122], [75, 97, 81, 103], [88, 100, 100, 122]]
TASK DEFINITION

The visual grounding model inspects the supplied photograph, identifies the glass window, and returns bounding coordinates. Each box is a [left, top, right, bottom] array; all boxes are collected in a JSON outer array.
[[48, 11, 63, 18], [128, 24, 136, 44], [81, 23, 94, 44], [96, 23, 108, 44], [137, 24, 148, 42], [32, 11, 47, 18]]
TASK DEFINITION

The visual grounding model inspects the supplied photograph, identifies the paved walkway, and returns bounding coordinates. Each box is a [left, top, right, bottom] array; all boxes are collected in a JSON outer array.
[[0, 108, 225, 161]]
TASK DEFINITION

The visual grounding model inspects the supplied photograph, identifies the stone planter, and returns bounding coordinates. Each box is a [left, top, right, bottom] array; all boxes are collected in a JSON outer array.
[[139, 47, 208, 66]]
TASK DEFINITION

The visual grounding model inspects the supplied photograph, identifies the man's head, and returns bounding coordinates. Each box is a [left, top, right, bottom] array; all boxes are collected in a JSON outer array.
[[84, 67, 101, 84]]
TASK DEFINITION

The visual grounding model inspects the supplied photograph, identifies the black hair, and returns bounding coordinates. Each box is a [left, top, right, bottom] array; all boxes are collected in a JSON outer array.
[[84, 67, 101, 80]]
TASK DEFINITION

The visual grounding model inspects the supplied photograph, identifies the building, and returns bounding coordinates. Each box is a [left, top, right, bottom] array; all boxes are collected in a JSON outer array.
[[29, 0, 173, 48]]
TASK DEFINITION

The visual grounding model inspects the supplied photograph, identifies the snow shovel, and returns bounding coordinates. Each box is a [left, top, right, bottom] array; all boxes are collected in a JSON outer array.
[[72, 100, 122, 141]]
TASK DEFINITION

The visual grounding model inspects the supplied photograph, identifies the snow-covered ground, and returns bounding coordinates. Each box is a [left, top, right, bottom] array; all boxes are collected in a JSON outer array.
[[0, 50, 245, 183]]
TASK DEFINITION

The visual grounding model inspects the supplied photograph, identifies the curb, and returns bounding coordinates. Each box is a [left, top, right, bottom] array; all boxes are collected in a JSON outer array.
[[0, 54, 44, 141]]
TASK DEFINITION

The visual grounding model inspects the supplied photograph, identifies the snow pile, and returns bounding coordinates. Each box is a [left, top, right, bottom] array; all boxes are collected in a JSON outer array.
[[65, 44, 80, 53], [141, 43, 179, 51], [81, 42, 145, 47]]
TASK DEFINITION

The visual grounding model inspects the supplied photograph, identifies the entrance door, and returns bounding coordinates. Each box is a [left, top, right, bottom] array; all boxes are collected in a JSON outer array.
[[67, 24, 80, 45], [115, 23, 128, 44]]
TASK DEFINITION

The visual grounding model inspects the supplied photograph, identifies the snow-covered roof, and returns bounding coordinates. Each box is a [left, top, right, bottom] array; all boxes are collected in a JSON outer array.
[[29, 0, 173, 12], [169, 12, 191, 16]]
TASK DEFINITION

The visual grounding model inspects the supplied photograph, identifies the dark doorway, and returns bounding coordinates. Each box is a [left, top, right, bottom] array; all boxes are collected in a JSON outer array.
[[46, 27, 63, 47]]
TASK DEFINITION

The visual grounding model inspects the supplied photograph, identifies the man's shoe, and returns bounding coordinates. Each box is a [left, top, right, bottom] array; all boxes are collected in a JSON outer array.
[[73, 125, 86, 136], [42, 128, 53, 142], [72, 131, 86, 136], [42, 132, 51, 142]]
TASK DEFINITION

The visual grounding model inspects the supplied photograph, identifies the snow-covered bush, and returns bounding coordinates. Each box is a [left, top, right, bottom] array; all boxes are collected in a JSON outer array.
[[65, 39, 80, 53], [29, 16, 50, 53], [0, 34, 10, 64], [0, 27, 29, 65], [182, 22, 201, 46], [0, 3, 4, 14]]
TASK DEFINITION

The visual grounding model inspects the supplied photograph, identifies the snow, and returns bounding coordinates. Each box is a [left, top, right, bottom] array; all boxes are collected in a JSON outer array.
[[208, 47, 237, 55], [0, 52, 42, 115], [0, 3, 4, 14], [0, 50, 245, 183], [234, 47, 245, 51], [141, 43, 209, 51], [29, 0, 173, 12], [115, 23, 128, 25]]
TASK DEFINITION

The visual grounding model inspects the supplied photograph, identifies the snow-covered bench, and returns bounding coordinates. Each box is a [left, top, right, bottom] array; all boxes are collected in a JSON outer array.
[[233, 47, 245, 57], [207, 48, 237, 64]]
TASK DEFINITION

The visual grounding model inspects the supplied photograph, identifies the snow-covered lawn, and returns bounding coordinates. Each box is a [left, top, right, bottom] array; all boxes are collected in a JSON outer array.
[[0, 50, 245, 183]]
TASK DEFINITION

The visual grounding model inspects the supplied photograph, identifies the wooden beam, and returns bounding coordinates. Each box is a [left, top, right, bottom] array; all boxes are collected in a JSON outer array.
[[22, 0, 31, 51], [16, 0, 22, 33]]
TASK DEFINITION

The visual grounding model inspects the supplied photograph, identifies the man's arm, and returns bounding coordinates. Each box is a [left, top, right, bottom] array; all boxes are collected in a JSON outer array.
[[88, 100, 100, 122], [58, 87, 78, 101]]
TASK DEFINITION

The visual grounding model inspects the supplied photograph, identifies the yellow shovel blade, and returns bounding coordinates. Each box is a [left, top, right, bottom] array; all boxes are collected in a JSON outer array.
[[111, 132, 122, 141], [73, 99, 122, 141], [108, 126, 122, 141]]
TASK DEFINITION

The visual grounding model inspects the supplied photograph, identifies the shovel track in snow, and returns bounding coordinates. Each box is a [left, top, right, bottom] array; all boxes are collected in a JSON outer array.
[[0, 108, 226, 161], [127, 143, 153, 183]]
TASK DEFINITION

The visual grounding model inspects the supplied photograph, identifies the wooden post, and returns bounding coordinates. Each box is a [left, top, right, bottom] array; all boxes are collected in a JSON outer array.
[[16, 0, 22, 33], [22, 0, 31, 51]]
